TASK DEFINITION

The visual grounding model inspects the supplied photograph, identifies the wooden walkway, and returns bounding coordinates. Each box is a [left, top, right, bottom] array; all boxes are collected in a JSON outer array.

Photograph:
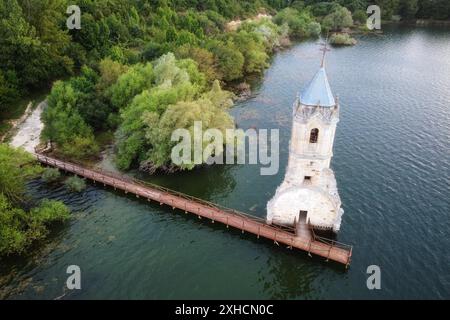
[[35, 153, 352, 267]]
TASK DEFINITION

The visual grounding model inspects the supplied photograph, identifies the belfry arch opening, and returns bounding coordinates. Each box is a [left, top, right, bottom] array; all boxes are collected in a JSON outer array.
[[309, 128, 319, 143]]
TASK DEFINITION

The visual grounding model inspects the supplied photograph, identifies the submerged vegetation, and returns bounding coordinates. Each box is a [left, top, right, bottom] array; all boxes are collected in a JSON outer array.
[[0, 144, 70, 256], [41, 168, 62, 183], [64, 176, 86, 193], [329, 32, 358, 45]]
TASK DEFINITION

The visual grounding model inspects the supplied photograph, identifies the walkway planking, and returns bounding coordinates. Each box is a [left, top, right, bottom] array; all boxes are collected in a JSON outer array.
[[35, 153, 352, 267]]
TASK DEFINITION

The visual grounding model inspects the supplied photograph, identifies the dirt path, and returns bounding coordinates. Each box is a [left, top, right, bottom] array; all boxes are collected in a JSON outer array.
[[10, 100, 46, 153]]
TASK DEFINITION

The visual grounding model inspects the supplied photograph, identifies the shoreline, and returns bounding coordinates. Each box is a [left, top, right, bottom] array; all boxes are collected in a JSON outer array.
[[383, 18, 450, 27], [9, 100, 46, 153]]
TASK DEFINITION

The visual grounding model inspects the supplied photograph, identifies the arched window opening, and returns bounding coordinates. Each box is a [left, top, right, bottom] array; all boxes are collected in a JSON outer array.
[[309, 128, 319, 143]]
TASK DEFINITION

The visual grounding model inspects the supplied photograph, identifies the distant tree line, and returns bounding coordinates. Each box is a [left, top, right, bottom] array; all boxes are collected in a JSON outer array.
[[297, 0, 450, 20], [1, 0, 448, 111]]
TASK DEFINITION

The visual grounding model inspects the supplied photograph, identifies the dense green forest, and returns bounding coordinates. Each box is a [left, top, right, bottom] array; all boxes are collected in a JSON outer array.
[[1, 0, 448, 114], [2, 0, 448, 169], [0, 0, 446, 105]]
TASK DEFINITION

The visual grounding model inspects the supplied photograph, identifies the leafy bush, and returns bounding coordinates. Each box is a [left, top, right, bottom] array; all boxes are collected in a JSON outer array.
[[30, 199, 70, 224], [142, 80, 234, 170], [175, 45, 220, 82], [274, 8, 321, 38], [114, 54, 207, 170], [41, 168, 61, 183], [0, 194, 70, 256], [107, 63, 155, 110], [208, 41, 244, 81], [0, 144, 42, 201], [60, 135, 99, 160], [240, 18, 289, 51], [64, 176, 86, 192], [322, 6, 354, 32], [329, 33, 357, 46], [307, 22, 322, 38], [231, 30, 269, 74], [0, 70, 20, 109], [353, 10, 367, 25], [42, 81, 94, 145]]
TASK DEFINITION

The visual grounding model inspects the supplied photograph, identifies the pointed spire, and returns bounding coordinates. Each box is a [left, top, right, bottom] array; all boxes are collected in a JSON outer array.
[[300, 67, 336, 107], [299, 35, 335, 107]]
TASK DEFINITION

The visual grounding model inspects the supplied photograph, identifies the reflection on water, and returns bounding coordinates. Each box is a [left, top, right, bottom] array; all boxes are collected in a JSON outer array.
[[260, 254, 327, 299], [140, 163, 238, 203], [1, 25, 450, 299]]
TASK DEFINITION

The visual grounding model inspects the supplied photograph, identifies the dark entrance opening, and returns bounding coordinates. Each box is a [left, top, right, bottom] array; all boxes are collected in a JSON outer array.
[[299, 210, 308, 223]]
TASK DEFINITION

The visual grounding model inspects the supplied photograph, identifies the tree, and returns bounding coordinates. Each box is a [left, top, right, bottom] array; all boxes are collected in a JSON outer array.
[[141, 80, 234, 170], [329, 33, 357, 45], [399, 0, 418, 19], [417, 0, 449, 20], [232, 31, 269, 74], [114, 54, 233, 171], [353, 9, 368, 25], [61, 136, 100, 160], [208, 41, 245, 81], [0, 145, 70, 256], [240, 18, 288, 51], [374, 0, 400, 20], [0, 193, 28, 255], [41, 80, 99, 156], [71, 13, 110, 53], [96, 58, 129, 92], [0, 144, 42, 201], [0, 70, 20, 109], [18, 0, 73, 76], [176, 58, 207, 91], [0, 0, 73, 100], [144, 96, 234, 170], [202, 80, 234, 109], [175, 45, 220, 82], [107, 63, 154, 110], [0, 0, 47, 88], [307, 22, 322, 38], [0, 194, 70, 256], [274, 7, 321, 38], [322, 6, 354, 31], [115, 54, 201, 169], [337, 0, 367, 13], [153, 53, 190, 86]]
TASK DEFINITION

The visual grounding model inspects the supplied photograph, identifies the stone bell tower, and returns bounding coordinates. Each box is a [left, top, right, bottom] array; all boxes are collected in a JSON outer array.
[[267, 45, 344, 232]]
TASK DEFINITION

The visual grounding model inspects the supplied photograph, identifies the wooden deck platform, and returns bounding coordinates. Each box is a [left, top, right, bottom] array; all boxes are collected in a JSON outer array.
[[35, 153, 352, 267]]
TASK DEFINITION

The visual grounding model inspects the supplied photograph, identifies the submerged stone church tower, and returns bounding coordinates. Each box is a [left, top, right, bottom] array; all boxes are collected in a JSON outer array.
[[267, 51, 343, 233]]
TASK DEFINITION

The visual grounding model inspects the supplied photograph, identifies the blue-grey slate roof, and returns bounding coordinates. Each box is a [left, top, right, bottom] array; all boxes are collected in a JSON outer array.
[[300, 67, 336, 107]]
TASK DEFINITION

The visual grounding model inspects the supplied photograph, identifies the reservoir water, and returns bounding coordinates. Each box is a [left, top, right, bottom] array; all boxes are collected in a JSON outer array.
[[1, 25, 449, 299]]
